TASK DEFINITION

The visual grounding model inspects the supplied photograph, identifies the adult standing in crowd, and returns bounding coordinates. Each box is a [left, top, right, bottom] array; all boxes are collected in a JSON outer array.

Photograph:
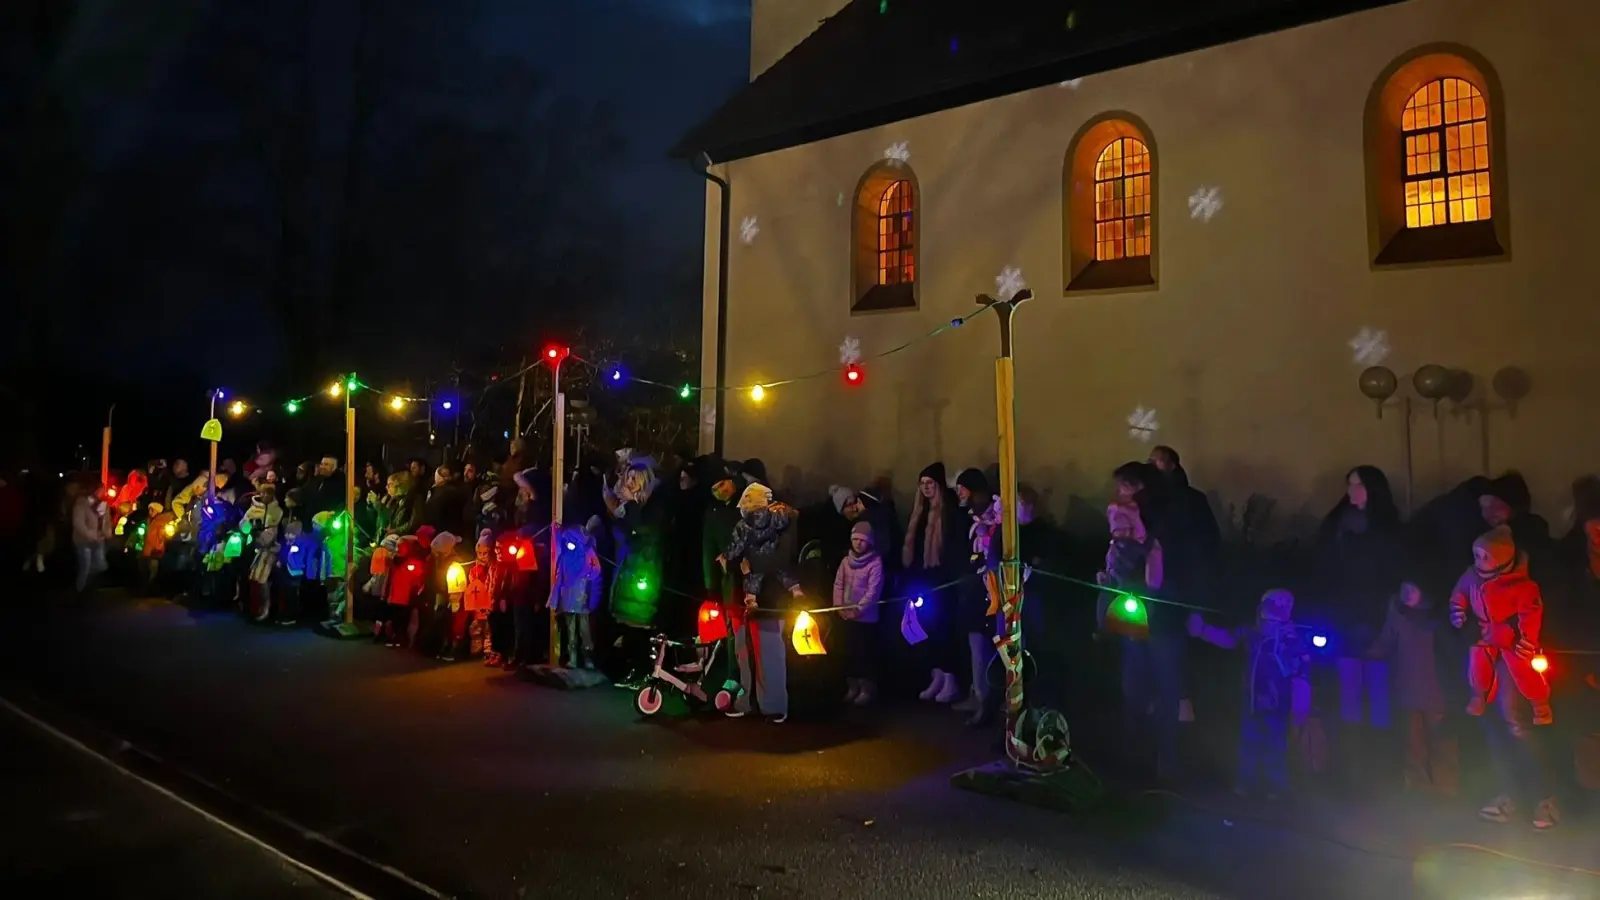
[[904, 463, 967, 705], [1148, 445, 1219, 727], [727, 482, 804, 723], [70, 479, 108, 593], [1317, 464, 1406, 788]]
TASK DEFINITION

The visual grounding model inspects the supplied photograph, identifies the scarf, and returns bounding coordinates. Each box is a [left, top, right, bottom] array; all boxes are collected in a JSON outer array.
[[902, 490, 944, 571]]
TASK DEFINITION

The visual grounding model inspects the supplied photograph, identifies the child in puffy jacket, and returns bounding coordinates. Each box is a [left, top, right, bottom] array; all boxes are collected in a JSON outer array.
[[1189, 589, 1311, 798], [1449, 525, 1551, 724], [833, 521, 885, 706]]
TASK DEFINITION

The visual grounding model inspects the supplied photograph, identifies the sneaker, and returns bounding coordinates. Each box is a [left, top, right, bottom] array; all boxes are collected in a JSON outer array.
[[933, 672, 961, 704], [1532, 798, 1560, 830], [852, 682, 876, 706], [1466, 696, 1487, 717], [843, 680, 861, 705], [1532, 703, 1553, 726], [725, 709, 748, 719], [918, 670, 944, 701], [767, 714, 788, 724], [1478, 794, 1516, 823]]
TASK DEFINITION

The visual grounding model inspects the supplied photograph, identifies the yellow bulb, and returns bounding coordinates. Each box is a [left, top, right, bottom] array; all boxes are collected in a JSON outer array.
[[328, 382, 342, 398], [750, 384, 766, 403], [389, 396, 405, 411], [228, 400, 246, 416], [163, 521, 177, 538]]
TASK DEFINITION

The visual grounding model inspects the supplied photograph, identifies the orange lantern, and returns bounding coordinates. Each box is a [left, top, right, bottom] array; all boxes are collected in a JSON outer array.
[[697, 600, 729, 644], [370, 545, 393, 576], [791, 610, 826, 656], [513, 538, 539, 572]]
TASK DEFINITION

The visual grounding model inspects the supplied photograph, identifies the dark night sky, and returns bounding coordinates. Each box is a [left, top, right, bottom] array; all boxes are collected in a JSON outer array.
[[481, 0, 749, 245]]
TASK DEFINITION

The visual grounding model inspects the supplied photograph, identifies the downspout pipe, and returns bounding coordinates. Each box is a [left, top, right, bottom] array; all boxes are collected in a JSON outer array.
[[694, 151, 731, 458]]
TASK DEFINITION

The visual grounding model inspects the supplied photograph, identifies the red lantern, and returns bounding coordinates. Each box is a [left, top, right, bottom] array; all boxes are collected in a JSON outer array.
[[697, 600, 729, 644]]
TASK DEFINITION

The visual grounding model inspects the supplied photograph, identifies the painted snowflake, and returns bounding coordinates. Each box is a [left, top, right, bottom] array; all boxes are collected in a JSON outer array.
[[884, 141, 910, 165], [1187, 186, 1223, 222], [994, 266, 1026, 302], [1127, 406, 1160, 443], [1059, 78, 1083, 89], [739, 216, 759, 245], [836, 191, 845, 207], [1349, 328, 1391, 367], [839, 335, 862, 366]]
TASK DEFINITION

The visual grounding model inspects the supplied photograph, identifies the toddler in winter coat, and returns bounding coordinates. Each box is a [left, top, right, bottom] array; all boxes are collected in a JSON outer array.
[[834, 520, 885, 705], [1449, 526, 1552, 724], [1189, 589, 1311, 798], [719, 483, 799, 608], [1367, 581, 1455, 793], [1097, 489, 1163, 635]]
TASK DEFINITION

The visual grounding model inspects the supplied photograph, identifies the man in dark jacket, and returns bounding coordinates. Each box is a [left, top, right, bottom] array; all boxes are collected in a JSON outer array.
[[422, 464, 469, 537]]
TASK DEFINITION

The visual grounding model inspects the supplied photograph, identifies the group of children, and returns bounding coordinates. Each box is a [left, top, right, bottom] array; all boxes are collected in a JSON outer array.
[[1097, 467, 1553, 809]]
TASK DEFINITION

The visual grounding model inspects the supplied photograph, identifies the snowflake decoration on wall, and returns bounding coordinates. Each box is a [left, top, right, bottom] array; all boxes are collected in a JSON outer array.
[[836, 191, 845, 207], [839, 335, 862, 366], [1188, 186, 1223, 222], [994, 266, 1026, 302], [1059, 78, 1083, 89], [884, 141, 910, 166], [1349, 328, 1391, 367], [1127, 406, 1160, 443], [739, 216, 760, 245]]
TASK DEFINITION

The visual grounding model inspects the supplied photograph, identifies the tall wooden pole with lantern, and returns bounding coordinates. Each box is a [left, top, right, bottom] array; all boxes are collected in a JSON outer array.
[[327, 374, 366, 638]]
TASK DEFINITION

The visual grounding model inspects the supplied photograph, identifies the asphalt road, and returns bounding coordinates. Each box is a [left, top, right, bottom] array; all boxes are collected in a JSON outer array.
[[0, 703, 348, 899], [0, 591, 1591, 900]]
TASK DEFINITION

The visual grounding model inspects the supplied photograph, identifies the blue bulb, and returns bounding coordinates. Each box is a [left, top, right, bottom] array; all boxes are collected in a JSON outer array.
[[914, 596, 925, 608], [1312, 634, 1328, 648]]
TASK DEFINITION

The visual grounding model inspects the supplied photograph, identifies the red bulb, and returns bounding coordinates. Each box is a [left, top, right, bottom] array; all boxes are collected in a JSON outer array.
[[844, 363, 864, 385]]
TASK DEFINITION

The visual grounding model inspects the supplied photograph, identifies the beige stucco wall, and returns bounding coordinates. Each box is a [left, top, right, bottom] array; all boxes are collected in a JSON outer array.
[[705, 0, 1600, 533], [749, 0, 851, 80]]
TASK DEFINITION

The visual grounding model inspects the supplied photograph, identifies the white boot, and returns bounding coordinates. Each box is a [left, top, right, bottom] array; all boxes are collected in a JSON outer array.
[[853, 679, 876, 706], [843, 678, 861, 704], [934, 670, 961, 704], [919, 669, 945, 700]]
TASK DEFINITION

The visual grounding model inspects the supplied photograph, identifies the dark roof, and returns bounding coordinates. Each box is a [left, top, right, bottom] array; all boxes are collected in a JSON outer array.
[[674, 0, 1407, 163]]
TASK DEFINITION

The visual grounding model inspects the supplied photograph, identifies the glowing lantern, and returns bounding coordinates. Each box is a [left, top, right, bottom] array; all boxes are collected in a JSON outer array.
[[371, 546, 393, 576], [513, 539, 538, 572], [114, 515, 128, 536], [163, 521, 178, 538], [1531, 654, 1549, 674], [405, 562, 417, 572], [1105, 592, 1149, 639], [791, 610, 826, 656], [446, 561, 467, 595], [222, 532, 244, 560], [107, 487, 118, 500], [697, 601, 729, 644]]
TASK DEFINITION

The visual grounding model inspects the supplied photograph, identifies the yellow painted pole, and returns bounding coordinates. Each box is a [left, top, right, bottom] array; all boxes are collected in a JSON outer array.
[[548, 364, 565, 666], [345, 392, 357, 626]]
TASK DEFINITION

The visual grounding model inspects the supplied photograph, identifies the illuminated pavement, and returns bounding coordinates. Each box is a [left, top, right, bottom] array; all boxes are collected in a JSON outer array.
[[1, 593, 1593, 900]]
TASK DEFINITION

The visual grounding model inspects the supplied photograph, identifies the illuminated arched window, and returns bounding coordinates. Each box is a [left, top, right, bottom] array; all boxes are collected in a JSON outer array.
[[877, 180, 915, 287], [1064, 114, 1158, 292], [1401, 77, 1491, 228], [852, 163, 920, 312], [1366, 47, 1506, 265], [1093, 137, 1153, 260]]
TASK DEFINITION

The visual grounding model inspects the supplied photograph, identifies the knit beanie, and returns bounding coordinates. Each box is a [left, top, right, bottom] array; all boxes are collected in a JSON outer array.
[[1473, 525, 1517, 575], [477, 528, 493, 550], [830, 484, 858, 514], [919, 462, 947, 487], [956, 467, 989, 495], [737, 482, 773, 515], [851, 520, 875, 542]]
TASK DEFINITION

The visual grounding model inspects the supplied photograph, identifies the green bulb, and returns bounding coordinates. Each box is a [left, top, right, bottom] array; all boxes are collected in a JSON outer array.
[[1123, 597, 1139, 614], [285, 400, 300, 414], [636, 577, 649, 592], [678, 385, 692, 400]]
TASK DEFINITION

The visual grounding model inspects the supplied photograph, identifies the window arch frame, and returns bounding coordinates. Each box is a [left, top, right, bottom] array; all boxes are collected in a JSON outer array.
[[1063, 113, 1159, 293], [1364, 44, 1509, 267], [850, 161, 921, 314]]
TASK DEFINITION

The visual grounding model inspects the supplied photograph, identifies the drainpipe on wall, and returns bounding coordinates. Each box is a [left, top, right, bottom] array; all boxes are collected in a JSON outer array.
[[694, 152, 731, 458]]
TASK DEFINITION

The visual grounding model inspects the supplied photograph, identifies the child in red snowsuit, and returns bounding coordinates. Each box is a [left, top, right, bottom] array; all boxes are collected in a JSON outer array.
[[1449, 526, 1551, 724]]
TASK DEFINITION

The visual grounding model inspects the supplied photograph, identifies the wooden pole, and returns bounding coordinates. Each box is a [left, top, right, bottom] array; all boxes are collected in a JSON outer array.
[[208, 392, 219, 501], [548, 363, 565, 666], [101, 404, 114, 488]]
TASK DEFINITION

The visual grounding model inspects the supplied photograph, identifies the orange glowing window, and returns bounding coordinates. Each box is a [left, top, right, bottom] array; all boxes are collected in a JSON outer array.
[[1093, 138, 1152, 261], [876, 180, 915, 287], [1401, 77, 1491, 228]]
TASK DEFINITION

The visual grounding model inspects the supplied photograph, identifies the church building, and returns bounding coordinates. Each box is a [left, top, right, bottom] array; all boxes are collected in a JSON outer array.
[[675, 0, 1600, 527]]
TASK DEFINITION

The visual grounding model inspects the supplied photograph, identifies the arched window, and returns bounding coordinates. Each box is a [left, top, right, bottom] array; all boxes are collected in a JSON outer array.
[[876, 180, 915, 288], [1064, 115, 1158, 292], [1401, 77, 1490, 228], [1366, 47, 1506, 266], [1093, 137, 1153, 260], [852, 163, 919, 312]]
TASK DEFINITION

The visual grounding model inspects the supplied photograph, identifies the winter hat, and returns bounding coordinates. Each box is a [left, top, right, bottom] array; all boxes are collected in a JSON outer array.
[[1258, 588, 1295, 622], [477, 528, 493, 550], [956, 468, 989, 495], [919, 462, 947, 487], [850, 520, 875, 545], [147, 502, 165, 516], [742, 458, 768, 483], [738, 482, 774, 516], [431, 531, 461, 556], [415, 525, 437, 549], [1473, 525, 1517, 575], [830, 485, 858, 514]]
